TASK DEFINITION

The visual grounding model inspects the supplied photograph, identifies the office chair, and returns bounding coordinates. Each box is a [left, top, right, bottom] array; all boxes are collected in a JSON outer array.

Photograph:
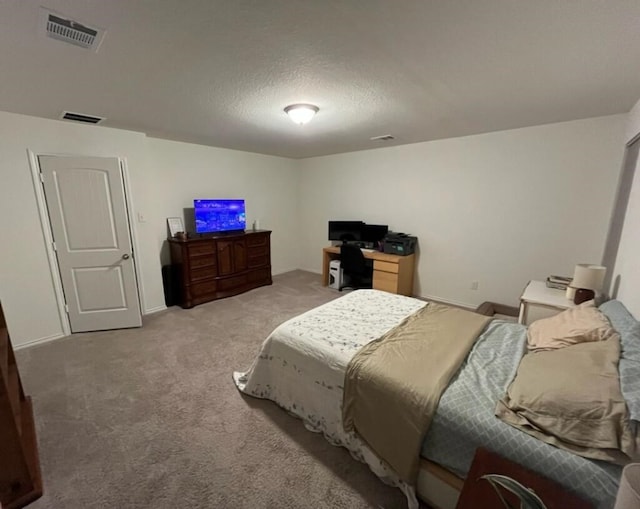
[[339, 243, 373, 291]]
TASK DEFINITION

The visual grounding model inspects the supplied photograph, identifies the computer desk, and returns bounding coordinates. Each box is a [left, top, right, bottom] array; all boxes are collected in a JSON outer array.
[[322, 246, 415, 296]]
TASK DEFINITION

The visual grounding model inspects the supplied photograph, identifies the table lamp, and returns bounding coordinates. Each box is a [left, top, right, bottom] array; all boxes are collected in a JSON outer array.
[[569, 264, 606, 305]]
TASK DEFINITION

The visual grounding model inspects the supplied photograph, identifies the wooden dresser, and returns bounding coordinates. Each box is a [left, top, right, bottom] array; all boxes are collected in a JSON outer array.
[[0, 302, 43, 509], [168, 230, 272, 308]]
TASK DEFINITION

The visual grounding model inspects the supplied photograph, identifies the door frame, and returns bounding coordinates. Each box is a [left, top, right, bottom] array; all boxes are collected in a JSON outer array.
[[27, 150, 144, 337]]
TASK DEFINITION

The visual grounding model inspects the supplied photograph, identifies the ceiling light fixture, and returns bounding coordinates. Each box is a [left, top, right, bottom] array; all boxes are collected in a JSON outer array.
[[284, 103, 319, 125]]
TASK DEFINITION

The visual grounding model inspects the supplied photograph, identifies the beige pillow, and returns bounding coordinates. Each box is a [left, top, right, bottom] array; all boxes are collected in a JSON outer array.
[[496, 336, 639, 464], [527, 300, 618, 352]]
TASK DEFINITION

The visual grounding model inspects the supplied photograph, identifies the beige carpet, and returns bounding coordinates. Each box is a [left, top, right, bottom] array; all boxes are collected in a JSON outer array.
[[17, 270, 411, 509]]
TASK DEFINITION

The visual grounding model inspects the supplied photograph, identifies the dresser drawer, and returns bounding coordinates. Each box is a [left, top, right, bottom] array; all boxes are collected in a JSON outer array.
[[247, 234, 268, 247], [218, 274, 247, 291], [247, 245, 269, 257], [247, 267, 271, 283], [247, 254, 269, 268], [188, 242, 216, 256], [189, 254, 216, 269], [190, 266, 217, 282], [189, 279, 217, 297]]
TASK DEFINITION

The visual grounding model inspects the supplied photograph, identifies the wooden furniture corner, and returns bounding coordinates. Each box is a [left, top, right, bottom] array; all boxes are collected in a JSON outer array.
[[456, 448, 593, 509], [0, 301, 43, 509]]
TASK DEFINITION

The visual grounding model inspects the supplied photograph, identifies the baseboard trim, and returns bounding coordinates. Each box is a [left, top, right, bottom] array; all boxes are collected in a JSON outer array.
[[419, 294, 476, 311], [14, 332, 67, 350], [272, 267, 302, 276], [143, 305, 167, 315]]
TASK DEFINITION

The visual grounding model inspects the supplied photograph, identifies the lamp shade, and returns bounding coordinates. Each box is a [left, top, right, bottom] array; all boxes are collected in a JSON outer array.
[[284, 104, 319, 125], [570, 264, 606, 291], [615, 463, 640, 509]]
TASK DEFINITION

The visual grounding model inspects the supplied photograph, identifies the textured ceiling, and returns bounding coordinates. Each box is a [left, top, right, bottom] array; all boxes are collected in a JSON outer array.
[[0, 0, 639, 158]]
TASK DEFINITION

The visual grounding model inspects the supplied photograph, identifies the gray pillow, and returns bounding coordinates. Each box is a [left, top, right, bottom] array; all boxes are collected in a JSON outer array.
[[599, 300, 640, 422]]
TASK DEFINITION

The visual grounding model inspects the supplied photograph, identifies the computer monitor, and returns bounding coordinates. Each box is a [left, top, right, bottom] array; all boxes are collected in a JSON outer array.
[[328, 221, 363, 242], [361, 224, 389, 243]]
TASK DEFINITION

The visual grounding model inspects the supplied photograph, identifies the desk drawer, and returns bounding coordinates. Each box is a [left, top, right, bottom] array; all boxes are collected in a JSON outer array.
[[374, 260, 399, 274], [373, 270, 398, 293]]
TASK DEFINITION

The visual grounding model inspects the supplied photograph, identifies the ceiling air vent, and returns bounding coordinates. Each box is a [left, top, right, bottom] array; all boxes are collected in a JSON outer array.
[[40, 9, 106, 51], [60, 111, 105, 124], [370, 135, 395, 142]]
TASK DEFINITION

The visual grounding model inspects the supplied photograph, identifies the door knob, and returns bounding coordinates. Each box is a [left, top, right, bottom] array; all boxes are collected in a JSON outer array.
[[122, 253, 130, 260]]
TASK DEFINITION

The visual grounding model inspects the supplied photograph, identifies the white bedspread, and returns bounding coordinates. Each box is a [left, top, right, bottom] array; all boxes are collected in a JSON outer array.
[[233, 289, 427, 507]]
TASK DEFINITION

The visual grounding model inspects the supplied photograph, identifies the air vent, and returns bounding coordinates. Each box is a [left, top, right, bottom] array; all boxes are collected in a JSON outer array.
[[370, 135, 395, 142], [60, 111, 105, 124], [40, 9, 106, 51]]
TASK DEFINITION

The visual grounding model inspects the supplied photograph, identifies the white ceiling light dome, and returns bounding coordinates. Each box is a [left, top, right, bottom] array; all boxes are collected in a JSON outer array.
[[284, 103, 319, 125]]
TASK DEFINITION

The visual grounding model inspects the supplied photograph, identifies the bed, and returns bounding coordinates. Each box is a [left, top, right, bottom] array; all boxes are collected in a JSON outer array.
[[233, 289, 636, 508]]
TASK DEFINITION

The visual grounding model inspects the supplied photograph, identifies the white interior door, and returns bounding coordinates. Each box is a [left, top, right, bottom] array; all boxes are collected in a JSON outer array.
[[38, 155, 142, 333]]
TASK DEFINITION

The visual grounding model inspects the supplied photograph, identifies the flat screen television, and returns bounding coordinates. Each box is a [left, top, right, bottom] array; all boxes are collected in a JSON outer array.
[[328, 221, 364, 241], [194, 199, 246, 234], [361, 224, 389, 242]]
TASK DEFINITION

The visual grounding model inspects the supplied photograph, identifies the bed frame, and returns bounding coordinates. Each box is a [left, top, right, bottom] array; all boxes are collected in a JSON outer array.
[[417, 459, 464, 509]]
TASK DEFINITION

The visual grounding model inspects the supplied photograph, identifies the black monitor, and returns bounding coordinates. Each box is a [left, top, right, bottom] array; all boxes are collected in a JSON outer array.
[[328, 221, 363, 241], [361, 224, 389, 243]]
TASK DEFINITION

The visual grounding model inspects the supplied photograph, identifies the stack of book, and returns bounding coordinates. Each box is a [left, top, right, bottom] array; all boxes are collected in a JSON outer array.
[[546, 275, 573, 290]]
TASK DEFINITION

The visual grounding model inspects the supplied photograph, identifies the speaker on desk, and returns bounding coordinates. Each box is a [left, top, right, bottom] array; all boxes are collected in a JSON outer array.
[[328, 259, 342, 290]]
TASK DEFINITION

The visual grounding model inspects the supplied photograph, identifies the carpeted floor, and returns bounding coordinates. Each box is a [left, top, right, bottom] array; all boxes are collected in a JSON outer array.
[[17, 270, 411, 509]]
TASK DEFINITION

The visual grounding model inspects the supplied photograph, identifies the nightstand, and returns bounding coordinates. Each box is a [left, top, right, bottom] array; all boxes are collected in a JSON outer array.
[[518, 280, 575, 325], [456, 448, 593, 509]]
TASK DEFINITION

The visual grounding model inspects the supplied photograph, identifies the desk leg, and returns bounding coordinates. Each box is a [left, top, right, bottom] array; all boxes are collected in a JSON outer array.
[[322, 250, 330, 286]]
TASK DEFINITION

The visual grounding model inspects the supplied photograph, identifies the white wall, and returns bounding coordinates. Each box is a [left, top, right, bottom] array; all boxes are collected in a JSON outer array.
[[144, 138, 299, 276], [0, 108, 629, 345], [0, 111, 299, 347], [0, 111, 155, 347], [298, 115, 626, 308], [612, 98, 640, 317]]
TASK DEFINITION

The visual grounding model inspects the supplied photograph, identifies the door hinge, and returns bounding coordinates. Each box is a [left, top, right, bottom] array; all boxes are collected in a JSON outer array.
[[52, 241, 57, 251], [64, 304, 69, 313], [39, 172, 44, 183]]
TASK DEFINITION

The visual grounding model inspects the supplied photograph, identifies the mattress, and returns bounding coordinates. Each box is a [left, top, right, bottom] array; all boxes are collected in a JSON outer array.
[[233, 289, 427, 508], [235, 290, 622, 508], [421, 319, 622, 509]]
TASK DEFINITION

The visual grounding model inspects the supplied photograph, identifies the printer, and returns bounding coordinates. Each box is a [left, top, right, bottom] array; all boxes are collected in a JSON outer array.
[[383, 232, 417, 256]]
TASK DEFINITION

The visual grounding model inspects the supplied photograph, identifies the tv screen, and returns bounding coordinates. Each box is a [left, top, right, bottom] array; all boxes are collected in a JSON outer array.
[[328, 221, 363, 241], [361, 224, 389, 242], [194, 199, 246, 234]]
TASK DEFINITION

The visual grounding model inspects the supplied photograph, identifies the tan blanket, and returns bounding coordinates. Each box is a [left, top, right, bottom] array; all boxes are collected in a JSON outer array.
[[342, 302, 491, 484]]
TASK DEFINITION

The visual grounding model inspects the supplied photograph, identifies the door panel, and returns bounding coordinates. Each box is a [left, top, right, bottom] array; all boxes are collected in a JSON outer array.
[[72, 266, 128, 311], [54, 169, 118, 250], [217, 240, 234, 276], [39, 155, 142, 333], [233, 240, 247, 272]]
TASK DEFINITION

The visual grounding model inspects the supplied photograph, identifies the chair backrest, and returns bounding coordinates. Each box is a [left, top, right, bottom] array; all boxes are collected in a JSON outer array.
[[340, 243, 367, 275]]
